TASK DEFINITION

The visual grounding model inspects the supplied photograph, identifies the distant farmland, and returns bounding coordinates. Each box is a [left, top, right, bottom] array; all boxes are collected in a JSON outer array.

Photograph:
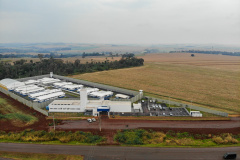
[[69, 53, 240, 115]]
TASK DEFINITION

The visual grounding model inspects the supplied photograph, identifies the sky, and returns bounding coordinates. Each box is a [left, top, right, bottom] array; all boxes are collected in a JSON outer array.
[[0, 0, 239, 45]]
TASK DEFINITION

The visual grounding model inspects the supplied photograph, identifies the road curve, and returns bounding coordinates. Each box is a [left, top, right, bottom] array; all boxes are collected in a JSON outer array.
[[0, 143, 239, 160]]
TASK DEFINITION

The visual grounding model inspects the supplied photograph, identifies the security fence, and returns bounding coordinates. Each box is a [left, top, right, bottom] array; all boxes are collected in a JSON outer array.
[[17, 74, 50, 82], [0, 87, 49, 116], [52, 75, 139, 96], [147, 96, 228, 117]]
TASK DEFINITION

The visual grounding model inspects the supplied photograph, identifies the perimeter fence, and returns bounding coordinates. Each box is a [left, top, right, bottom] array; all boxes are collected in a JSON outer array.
[[0, 87, 49, 116]]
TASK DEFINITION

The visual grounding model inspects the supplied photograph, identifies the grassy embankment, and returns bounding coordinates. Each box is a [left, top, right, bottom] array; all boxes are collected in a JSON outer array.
[[0, 130, 104, 144], [0, 151, 83, 160], [0, 129, 239, 148], [114, 129, 240, 147], [0, 96, 38, 126], [69, 53, 240, 115]]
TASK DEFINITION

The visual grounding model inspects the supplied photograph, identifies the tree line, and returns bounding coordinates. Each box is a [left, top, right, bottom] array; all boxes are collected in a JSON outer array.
[[0, 54, 144, 79], [169, 50, 240, 56]]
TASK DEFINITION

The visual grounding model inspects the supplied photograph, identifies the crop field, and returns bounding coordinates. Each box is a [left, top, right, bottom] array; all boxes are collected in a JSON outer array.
[[69, 53, 240, 115]]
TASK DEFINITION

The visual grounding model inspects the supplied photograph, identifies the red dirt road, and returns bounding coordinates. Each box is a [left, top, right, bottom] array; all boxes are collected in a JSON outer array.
[[53, 117, 240, 135]]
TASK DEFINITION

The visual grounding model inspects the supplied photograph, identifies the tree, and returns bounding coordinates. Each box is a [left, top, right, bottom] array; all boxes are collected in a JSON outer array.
[[82, 52, 86, 58], [38, 54, 44, 61]]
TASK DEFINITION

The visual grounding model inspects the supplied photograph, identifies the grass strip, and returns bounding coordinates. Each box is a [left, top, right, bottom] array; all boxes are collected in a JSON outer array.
[[0, 151, 83, 160]]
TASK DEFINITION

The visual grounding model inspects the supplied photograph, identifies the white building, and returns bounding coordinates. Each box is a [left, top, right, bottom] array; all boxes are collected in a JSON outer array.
[[190, 111, 202, 117], [48, 88, 133, 116], [115, 94, 130, 99], [0, 79, 25, 91]]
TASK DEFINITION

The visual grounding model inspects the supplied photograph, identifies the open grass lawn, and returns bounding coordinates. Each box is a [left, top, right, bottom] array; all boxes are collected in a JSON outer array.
[[69, 53, 240, 114], [0, 151, 83, 160]]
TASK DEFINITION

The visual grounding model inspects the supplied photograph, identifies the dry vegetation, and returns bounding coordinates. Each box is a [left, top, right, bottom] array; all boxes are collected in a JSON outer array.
[[2, 56, 121, 64], [69, 53, 240, 114]]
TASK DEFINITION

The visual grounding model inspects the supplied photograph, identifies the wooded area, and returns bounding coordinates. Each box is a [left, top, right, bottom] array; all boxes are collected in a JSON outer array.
[[0, 54, 144, 79]]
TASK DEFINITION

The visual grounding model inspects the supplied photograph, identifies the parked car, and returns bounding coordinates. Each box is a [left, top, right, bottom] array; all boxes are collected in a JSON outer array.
[[159, 104, 162, 110], [169, 112, 173, 116], [92, 118, 96, 122], [163, 112, 165, 116], [87, 118, 92, 123], [169, 107, 173, 110], [223, 152, 237, 159]]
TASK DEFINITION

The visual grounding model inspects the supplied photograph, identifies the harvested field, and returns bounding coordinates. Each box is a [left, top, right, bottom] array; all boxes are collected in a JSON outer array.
[[1, 56, 121, 64], [69, 53, 240, 114], [0, 92, 50, 131]]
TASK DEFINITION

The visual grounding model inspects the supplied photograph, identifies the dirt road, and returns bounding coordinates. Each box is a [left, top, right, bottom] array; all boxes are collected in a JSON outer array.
[[54, 118, 240, 134]]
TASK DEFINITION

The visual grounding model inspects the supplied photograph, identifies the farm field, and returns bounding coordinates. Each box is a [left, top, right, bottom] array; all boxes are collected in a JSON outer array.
[[69, 53, 240, 115]]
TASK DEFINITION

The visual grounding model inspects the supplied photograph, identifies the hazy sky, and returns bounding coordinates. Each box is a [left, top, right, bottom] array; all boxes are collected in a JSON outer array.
[[0, 0, 239, 45]]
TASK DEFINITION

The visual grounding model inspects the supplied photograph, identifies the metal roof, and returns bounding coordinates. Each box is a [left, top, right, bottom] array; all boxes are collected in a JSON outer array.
[[0, 78, 25, 90]]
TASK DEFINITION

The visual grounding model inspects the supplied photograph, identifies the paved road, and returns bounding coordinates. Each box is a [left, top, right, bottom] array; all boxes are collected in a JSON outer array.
[[0, 143, 239, 160]]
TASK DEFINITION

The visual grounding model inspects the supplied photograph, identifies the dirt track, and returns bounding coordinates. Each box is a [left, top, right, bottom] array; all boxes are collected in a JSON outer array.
[[53, 117, 240, 135]]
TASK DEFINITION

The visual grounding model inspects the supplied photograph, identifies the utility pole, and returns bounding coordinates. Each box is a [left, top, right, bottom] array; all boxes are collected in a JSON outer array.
[[168, 96, 170, 107], [99, 113, 101, 132], [53, 114, 55, 131], [190, 100, 192, 113]]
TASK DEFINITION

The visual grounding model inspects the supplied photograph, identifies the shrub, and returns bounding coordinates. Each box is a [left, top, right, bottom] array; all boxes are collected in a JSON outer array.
[[212, 136, 224, 144], [59, 136, 72, 143]]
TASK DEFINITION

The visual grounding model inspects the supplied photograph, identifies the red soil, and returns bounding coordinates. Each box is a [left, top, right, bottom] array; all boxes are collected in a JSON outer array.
[[0, 92, 51, 132]]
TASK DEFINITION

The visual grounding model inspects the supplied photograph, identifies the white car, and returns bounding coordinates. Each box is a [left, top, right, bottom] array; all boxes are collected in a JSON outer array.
[[92, 118, 96, 122], [87, 118, 92, 123], [163, 112, 165, 116]]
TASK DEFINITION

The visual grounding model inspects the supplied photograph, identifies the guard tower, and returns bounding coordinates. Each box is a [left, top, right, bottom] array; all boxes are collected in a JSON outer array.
[[80, 88, 88, 108]]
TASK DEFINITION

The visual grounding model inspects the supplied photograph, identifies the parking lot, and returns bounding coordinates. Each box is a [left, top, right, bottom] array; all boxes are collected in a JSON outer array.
[[141, 100, 190, 117]]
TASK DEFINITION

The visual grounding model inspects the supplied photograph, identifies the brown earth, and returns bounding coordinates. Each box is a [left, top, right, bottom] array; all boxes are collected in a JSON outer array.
[[0, 92, 50, 132]]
